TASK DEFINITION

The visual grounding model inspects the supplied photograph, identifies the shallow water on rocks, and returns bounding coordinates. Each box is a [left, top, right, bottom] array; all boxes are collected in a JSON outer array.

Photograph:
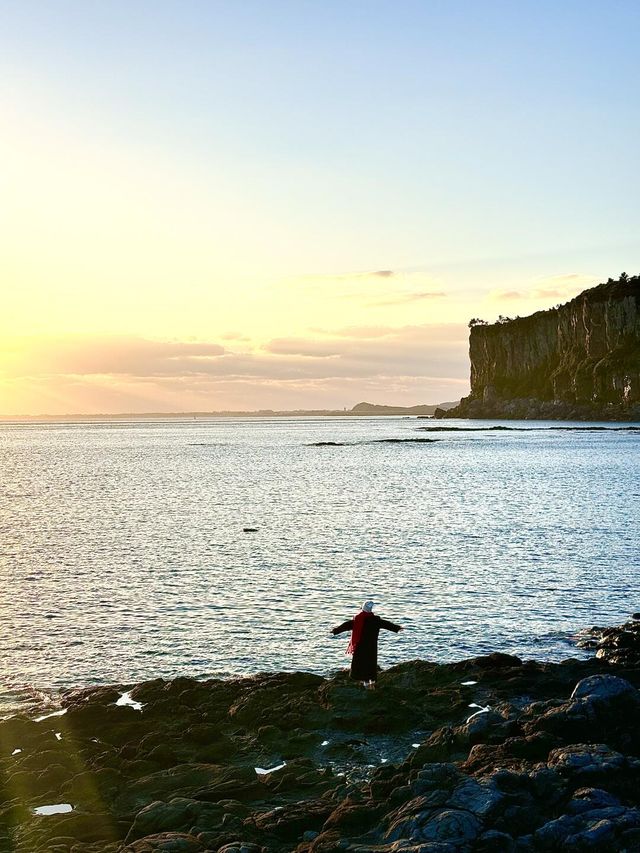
[[1, 416, 639, 714]]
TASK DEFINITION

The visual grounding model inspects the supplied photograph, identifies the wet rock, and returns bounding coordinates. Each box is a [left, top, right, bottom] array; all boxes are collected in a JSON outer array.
[[409, 728, 460, 765], [116, 764, 258, 814], [466, 653, 523, 669], [462, 733, 556, 775], [525, 767, 566, 806], [250, 799, 334, 840], [475, 829, 516, 852], [125, 797, 225, 842], [403, 808, 482, 844], [447, 777, 504, 819], [594, 621, 640, 666], [566, 787, 622, 814], [228, 673, 325, 729], [413, 764, 463, 791], [323, 799, 385, 834], [121, 832, 205, 851], [462, 709, 517, 745], [546, 744, 630, 781], [570, 673, 639, 706], [534, 808, 640, 851]]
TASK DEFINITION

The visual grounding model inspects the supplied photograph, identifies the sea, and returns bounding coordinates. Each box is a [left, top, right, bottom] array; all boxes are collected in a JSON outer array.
[[0, 416, 638, 716]]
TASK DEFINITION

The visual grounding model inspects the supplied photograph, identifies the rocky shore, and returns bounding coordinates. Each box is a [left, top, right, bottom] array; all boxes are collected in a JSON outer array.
[[434, 396, 640, 422], [3, 619, 640, 853]]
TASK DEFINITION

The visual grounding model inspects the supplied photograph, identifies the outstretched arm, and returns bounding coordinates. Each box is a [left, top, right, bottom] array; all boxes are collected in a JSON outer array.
[[331, 620, 354, 635], [379, 619, 403, 633]]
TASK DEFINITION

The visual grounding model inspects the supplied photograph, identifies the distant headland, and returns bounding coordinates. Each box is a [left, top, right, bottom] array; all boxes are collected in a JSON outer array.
[[437, 273, 640, 421]]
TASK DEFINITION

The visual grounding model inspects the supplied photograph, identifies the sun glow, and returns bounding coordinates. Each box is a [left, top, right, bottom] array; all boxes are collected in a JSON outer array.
[[1, 3, 636, 415]]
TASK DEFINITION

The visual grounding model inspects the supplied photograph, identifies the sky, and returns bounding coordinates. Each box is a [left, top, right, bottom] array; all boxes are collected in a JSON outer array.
[[1, 0, 639, 415]]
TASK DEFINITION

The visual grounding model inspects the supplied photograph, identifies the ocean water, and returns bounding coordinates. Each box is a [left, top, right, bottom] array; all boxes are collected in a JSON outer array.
[[0, 416, 638, 714]]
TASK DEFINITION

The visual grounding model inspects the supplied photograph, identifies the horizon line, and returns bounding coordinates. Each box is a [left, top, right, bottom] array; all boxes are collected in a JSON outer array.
[[0, 400, 461, 421]]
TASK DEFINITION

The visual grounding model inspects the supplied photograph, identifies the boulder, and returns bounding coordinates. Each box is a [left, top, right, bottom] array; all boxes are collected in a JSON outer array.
[[546, 744, 631, 782], [570, 674, 638, 703], [447, 777, 504, 819]]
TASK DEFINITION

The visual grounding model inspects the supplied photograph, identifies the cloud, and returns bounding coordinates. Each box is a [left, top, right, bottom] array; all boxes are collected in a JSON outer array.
[[262, 338, 343, 357], [544, 273, 584, 281], [295, 270, 446, 306], [530, 288, 565, 299], [489, 289, 524, 301], [488, 273, 597, 304], [3, 326, 469, 383], [331, 325, 398, 339], [4, 336, 226, 379], [369, 291, 447, 307], [220, 331, 251, 341], [529, 272, 596, 300], [0, 325, 472, 415]]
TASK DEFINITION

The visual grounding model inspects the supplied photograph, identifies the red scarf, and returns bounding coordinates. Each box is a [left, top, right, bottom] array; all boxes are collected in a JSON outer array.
[[347, 610, 373, 655]]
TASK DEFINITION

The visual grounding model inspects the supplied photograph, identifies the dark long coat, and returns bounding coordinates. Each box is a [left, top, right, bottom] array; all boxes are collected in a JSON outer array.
[[331, 614, 401, 682]]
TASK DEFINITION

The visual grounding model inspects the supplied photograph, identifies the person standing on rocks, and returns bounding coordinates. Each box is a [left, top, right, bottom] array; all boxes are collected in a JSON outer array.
[[331, 600, 403, 689]]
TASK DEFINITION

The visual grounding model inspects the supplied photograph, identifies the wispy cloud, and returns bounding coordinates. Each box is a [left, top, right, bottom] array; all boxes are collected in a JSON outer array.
[[3, 336, 226, 379], [488, 289, 523, 301], [488, 273, 597, 303], [370, 291, 447, 307], [294, 269, 447, 308], [1, 326, 470, 414], [262, 339, 343, 357], [529, 272, 596, 300], [3, 326, 468, 382]]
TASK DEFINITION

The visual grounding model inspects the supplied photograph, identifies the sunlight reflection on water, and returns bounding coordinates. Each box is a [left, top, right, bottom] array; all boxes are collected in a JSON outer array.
[[0, 416, 638, 712]]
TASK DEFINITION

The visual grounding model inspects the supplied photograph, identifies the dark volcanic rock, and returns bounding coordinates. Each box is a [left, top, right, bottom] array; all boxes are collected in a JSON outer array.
[[5, 616, 640, 852]]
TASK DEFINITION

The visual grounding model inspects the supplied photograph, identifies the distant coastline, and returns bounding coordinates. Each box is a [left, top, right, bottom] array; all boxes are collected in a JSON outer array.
[[0, 400, 461, 422]]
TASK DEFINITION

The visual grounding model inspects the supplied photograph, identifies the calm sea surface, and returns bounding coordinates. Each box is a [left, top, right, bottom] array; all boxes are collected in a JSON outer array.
[[1, 417, 639, 714]]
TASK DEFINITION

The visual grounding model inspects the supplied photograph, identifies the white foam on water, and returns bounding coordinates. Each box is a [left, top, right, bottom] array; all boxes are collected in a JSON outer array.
[[255, 761, 287, 776], [11, 748, 21, 755], [380, 758, 388, 763], [33, 803, 73, 816], [115, 691, 143, 712], [34, 709, 67, 722]]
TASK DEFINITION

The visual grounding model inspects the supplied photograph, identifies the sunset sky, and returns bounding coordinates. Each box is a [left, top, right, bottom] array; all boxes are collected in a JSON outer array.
[[1, 0, 639, 415]]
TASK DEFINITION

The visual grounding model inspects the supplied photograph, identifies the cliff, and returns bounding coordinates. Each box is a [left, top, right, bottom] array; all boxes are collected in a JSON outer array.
[[438, 274, 640, 420]]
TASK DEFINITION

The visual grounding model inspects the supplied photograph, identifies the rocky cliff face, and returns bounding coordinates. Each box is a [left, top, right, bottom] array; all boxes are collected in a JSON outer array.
[[439, 275, 640, 420]]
